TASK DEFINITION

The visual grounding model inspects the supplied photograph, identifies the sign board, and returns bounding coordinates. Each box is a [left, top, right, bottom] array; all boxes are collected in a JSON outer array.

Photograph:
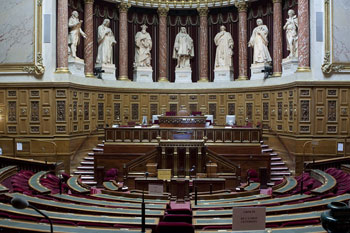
[[148, 183, 163, 195], [16, 142, 23, 151], [232, 207, 266, 231], [157, 169, 171, 181]]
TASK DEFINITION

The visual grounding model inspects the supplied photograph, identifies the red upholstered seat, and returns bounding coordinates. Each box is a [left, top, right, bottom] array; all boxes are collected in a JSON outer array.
[[104, 168, 118, 181], [166, 208, 192, 215], [163, 214, 192, 224], [156, 222, 194, 233]]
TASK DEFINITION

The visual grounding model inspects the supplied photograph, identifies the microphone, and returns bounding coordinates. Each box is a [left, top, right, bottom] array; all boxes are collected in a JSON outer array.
[[11, 197, 53, 233]]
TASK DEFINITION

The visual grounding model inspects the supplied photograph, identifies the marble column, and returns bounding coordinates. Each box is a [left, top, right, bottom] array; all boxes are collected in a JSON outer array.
[[84, 0, 94, 78], [118, 3, 130, 81], [157, 7, 169, 82], [272, 0, 282, 77], [236, 2, 248, 80], [56, 0, 69, 73], [297, 0, 310, 72], [197, 7, 209, 82]]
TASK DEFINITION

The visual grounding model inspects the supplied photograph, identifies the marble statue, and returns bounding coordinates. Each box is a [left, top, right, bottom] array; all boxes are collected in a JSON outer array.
[[214, 25, 234, 68], [173, 27, 194, 69], [96, 19, 116, 65], [134, 25, 152, 68], [68, 11, 86, 59], [248, 18, 272, 64], [283, 9, 298, 59]]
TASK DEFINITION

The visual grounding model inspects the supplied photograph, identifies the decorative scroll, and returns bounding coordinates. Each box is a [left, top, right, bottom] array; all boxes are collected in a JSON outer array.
[[56, 101, 66, 122], [263, 102, 269, 121], [8, 102, 17, 122], [228, 103, 235, 115], [31, 101, 39, 122], [98, 103, 104, 121], [84, 102, 89, 121], [277, 102, 282, 121], [246, 103, 253, 120], [327, 100, 337, 122], [300, 100, 310, 122], [114, 103, 121, 120], [131, 103, 139, 121], [73, 101, 77, 121]]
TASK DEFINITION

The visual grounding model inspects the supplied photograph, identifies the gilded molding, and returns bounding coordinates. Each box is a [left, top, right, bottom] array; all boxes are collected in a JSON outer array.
[[197, 7, 209, 17], [118, 75, 131, 81], [23, 53, 45, 76], [118, 3, 130, 12], [235, 2, 248, 12], [157, 7, 169, 17], [321, 51, 344, 74]]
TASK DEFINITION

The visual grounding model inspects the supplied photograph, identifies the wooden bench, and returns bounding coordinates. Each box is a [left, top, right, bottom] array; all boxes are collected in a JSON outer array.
[[52, 193, 167, 210], [8, 193, 164, 217], [193, 193, 350, 216], [0, 217, 153, 233], [274, 176, 298, 194], [94, 193, 170, 204], [310, 169, 337, 194], [192, 194, 311, 209], [0, 165, 17, 193], [191, 194, 270, 206], [67, 175, 90, 194], [243, 182, 260, 191], [28, 171, 51, 194]]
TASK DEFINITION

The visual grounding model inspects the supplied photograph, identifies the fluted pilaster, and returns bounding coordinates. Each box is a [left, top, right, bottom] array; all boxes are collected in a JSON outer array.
[[236, 2, 248, 80], [84, 0, 94, 77], [157, 7, 169, 82], [272, 0, 282, 77], [197, 7, 209, 82], [118, 3, 130, 81], [56, 0, 69, 73], [297, 0, 310, 72]]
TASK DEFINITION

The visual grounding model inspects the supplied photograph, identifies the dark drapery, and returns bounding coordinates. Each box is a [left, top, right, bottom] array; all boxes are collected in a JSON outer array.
[[208, 7, 239, 81], [167, 11, 199, 82], [127, 8, 159, 81]]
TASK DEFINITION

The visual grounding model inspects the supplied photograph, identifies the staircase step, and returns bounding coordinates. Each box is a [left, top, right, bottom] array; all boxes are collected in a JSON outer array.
[[77, 166, 94, 170], [262, 148, 273, 153], [271, 157, 282, 161], [93, 148, 103, 152], [269, 153, 278, 156], [271, 177, 284, 181], [87, 152, 94, 156], [81, 161, 94, 165], [271, 171, 291, 176], [74, 171, 94, 175], [84, 156, 94, 161], [80, 175, 94, 180], [97, 143, 104, 147], [82, 180, 97, 185], [271, 167, 289, 171], [261, 144, 268, 149], [271, 162, 285, 166]]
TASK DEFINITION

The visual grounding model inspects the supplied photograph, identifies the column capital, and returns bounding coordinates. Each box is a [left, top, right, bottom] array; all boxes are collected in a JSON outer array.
[[197, 7, 208, 17], [118, 2, 130, 12], [157, 7, 169, 17], [272, 0, 282, 3], [235, 2, 248, 12], [84, 0, 94, 4]]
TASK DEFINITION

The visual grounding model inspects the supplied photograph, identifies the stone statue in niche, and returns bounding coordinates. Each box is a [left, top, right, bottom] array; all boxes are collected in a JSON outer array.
[[173, 27, 194, 69], [214, 25, 234, 68], [68, 11, 87, 59], [134, 24, 152, 68], [96, 19, 116, 65], [283, 9, 298, 59], [248, 18, 272, 64]]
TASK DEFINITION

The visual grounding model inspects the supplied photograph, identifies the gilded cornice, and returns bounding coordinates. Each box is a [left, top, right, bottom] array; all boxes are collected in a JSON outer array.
[[118, 2, 131, 12], [197, 7, 209, 17], [157, 7, 169, 16], [235, 2, 248, 12]]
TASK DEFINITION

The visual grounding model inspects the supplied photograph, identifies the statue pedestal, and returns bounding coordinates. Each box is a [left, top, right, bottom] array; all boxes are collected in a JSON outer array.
[[133, 67, 153, 82], [214, 67, 234, 82], [282, 57, 298, 76], [95, 64, 116, 80], [250, 63, 266, 80], [68, 56, 85, 77], [175, 68, 192, 83]]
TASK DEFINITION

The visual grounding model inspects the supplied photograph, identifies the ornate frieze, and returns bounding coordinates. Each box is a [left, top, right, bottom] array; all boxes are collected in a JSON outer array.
[[8, 91, 16, 97], [300, 100, 310, 122], [327, 100, 337, 122], [30, 91, 40, 97], [8, 102, 17, 122], [56, 101, 66, 122], [31, 101, 39, 122], [30, 126, 40, 133]]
